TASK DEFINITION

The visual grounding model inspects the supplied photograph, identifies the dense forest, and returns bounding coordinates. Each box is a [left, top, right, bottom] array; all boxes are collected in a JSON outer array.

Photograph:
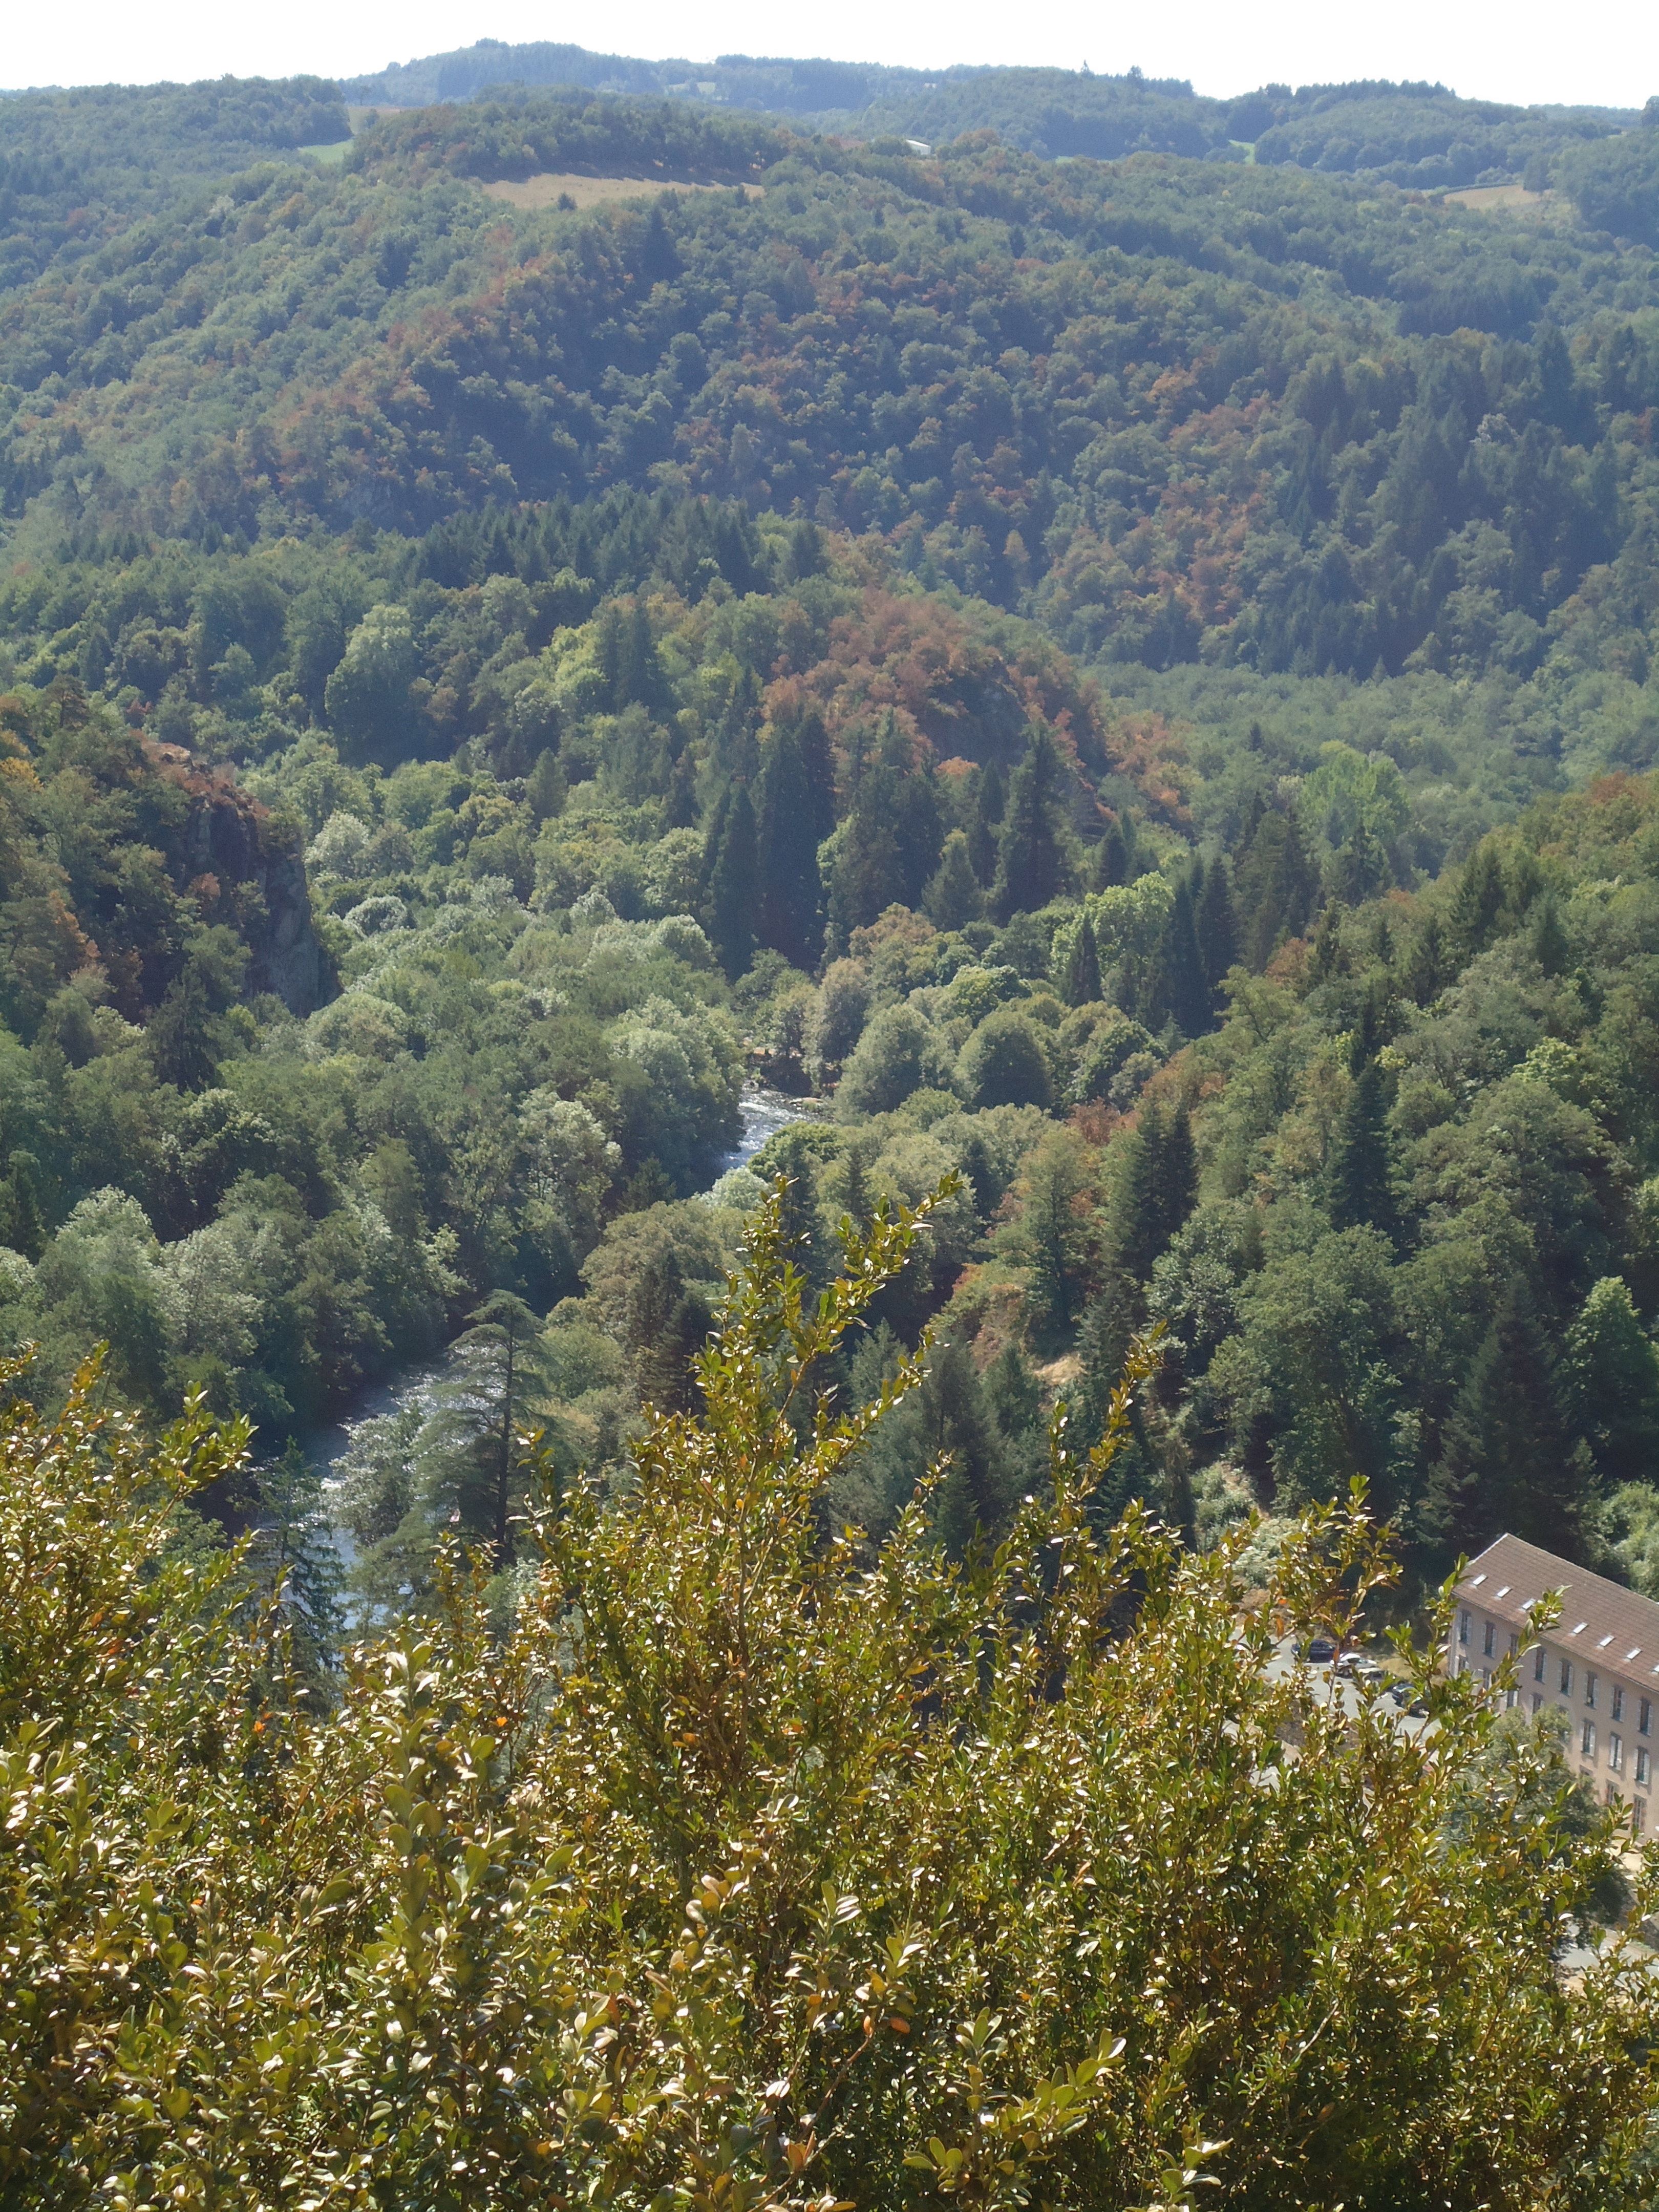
[[0, 71, 1657, 1606], [9, 51, 1659, 2205]]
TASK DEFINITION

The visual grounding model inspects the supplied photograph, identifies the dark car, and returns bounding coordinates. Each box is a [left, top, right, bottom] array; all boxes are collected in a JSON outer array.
[[1303, 1636, 1336, 1664]]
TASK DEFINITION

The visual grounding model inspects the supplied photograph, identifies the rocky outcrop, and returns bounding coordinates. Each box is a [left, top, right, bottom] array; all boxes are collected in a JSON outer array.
[[146, 745, 335, 1014]]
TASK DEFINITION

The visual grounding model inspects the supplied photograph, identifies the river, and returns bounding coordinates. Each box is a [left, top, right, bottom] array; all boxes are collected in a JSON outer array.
[[306, 1084, 815, 1500]]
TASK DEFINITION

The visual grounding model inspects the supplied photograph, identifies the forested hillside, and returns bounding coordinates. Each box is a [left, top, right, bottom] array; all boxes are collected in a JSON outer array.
[[12, 54, 1659, 2204], [342, 41, 1643, 186], [0, 72, 1657, 1604]]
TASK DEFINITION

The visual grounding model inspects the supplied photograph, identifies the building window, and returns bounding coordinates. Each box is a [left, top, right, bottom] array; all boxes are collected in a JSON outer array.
[[1642, 1698, 1652, 1737], [1639, 1748, 1651, 1788], [1561, 1658, 1574, 1696], [1611, 1734, 1625, 1775], [1532, 1693, 1544, 1715], [1587, 1672, 1598, 1710], [1483, 1619, 1495, 1657], [1460, 1610, 1471, 1645], [1479, 1668, 1492, 1689], [1613, 1685, 1625, 1724], [1584, 1719, 1597, 1759], [1505, 1686, 1517, 1710], [1635, 1798, 1647, 1837], [1508, 1633, 1519, 1659], [1534, 1648, 1546, 1682]]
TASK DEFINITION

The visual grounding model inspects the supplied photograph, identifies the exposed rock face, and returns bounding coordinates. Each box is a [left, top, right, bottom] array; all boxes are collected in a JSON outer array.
[[148, 746, 335, 1014]]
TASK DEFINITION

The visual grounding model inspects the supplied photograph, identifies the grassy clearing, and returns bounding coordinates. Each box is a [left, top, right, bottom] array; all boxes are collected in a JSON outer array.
[[480, 171, 763, 209]]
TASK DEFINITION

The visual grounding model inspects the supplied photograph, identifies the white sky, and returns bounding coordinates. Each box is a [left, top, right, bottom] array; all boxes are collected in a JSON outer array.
[[3, 0, 1655, 113]]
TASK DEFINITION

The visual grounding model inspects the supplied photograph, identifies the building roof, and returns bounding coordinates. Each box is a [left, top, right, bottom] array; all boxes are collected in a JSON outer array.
[[1456, 1534, 1659, 1676]]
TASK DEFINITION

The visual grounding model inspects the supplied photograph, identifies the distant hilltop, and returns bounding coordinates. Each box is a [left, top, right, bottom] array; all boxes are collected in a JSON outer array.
[[337, 44, 1647, 186]]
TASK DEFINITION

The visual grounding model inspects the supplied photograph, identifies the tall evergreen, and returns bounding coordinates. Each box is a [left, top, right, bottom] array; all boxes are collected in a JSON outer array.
[[626, 1249, 708, 1416], [1400, 912, 1449, 1005], [1334, 817, 1392, 905], [1421, 1291, 1588, 1563], [697, 782, 732, 907], [968, 762, 1005, 886], [825, 716, 941, 947], [1115, 1100, 1198, 1283], [1449, 840, 1508, 961], [1144, 878, 1210, 1037], [705, 781, 759, 980], [1092, 814, 1130, 890], [1064, 911, 1102, 1007], [756, 727, 823, 969], [800, 709, 837, 838], [1195, 853, 1238, 987], [1326, 1029, 1398, 1243], [1235, 807, 1320, 970], [993, 728, 1072, 921], [1532, 890, 1570, 975], [924, 829, 986, 931]]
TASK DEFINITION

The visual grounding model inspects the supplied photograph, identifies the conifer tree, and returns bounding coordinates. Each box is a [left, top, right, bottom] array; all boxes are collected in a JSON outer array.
[[1144, 878, 1210, 1036], [1449, 840, 1508, 961], [1532, 889, 1570, 975], [825, 717, 941, 946], [422, 1291, 551, 1558], [993, 728, 1073, 920], [626, 1248, 708, 1416], [968, 761, 1004, 886], [1115, 1100, 1198, 1283], [795, 707, 838, 841], [1333, 816, 1392, 905], [1092, 814, 1130, 889], [1400, 911, 1449, 1005], [1195, 853, 1238, 986], [705, 781, 759, 980], [756, 727, 823, 969], [923, 828, 985, 931], [698, 781, 731, 908], [1421, 1290, 1587, 1562], [1064, 911, 1102, 1007], [1326, 1015, 1398, 1242], [1235, 807, 1319, 970]]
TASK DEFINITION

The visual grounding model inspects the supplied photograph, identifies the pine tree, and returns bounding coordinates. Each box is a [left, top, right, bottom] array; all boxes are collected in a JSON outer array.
[[1326, 1055, 1398, 1241], [423, 1292, 551, 1559], [706, 781, 760, 980], [1400, 912, 1449, 1005], [1334, 817, 1391, 906], [1140, 878, 1209, 1037], [1449, 840, 1507, 961], [1532, 890, 1570, 975], [923, 829, 985, 930], [1235, 807, 1320, 970], [1064, 911, 1102, 1007], [756, 728, 823, 969], [1092, 815, 1130, 890], [698, 783, 732, 907], [1195, 854, 1238, 986], [627, 1248, 708, 1416], [795, 708, 838, 841], [968, 762, 1004, 886], [993, 728, 1073, 920], [1115, 1100, 1198, 1283], [1421, 1291, 1588, 1563]]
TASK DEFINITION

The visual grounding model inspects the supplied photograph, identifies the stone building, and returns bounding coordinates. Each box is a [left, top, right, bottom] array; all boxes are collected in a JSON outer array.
[[1451, 1533, 1659, 1836]]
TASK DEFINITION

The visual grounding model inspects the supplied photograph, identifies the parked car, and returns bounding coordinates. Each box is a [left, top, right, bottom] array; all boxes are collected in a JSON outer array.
[[1303, 1636, 1336, 1664]]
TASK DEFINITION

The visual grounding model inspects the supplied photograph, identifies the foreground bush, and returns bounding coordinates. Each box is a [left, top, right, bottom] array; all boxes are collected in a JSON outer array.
[[2, 1187, 1656, 2209]]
